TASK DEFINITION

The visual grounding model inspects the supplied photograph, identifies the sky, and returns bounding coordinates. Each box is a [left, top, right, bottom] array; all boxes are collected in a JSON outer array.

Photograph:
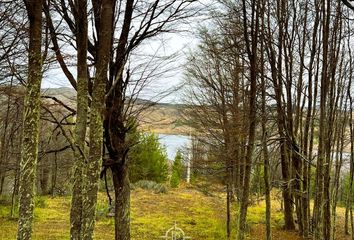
[[41, 25, 200, 104]]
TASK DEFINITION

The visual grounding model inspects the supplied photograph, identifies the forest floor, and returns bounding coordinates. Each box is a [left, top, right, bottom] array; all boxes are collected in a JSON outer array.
[[0, 184, 351, 240]]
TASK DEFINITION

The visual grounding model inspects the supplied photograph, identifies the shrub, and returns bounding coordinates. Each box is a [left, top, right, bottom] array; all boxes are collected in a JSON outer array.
[[170, 171, 180, 188], [133, 180, 168, 194], [129, 132, 169, 183], [35, 196, 47, 208], [170, 150, 184, 188]]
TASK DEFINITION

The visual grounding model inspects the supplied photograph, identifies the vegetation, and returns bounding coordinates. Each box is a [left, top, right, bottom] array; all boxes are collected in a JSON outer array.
[[129, 132, 168, 183], [1, 186, 337, 240], [170, 150, 184, 188], [3, 0, 354, 239], [132, 180, 167, 194]]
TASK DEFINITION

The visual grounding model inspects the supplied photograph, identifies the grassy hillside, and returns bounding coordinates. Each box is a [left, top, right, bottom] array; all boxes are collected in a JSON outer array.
[[1, 185, 349, 240], [41, 87, 186, 135], [137, 103, 188, 135]]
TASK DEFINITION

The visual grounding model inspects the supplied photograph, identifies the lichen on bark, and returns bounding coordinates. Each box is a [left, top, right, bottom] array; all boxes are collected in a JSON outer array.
[[17, 0, 43, 239]]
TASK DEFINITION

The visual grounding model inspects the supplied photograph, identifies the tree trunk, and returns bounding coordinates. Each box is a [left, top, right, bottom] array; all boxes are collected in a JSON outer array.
[[331, 112, 346, 240], [312, 1, 333, 238], [260, 23, 271, 239], [70, 0, 89, 238], [40, 167, 50, 195], [263, 128, 272, 240], [264, 0, 295, 229], [82, 0, 114, 239], [347, 99, 354, 237], [17, 0, 43, 239], [237, 1, 259, 239], [11, 166, 19, 218], [112, 163, 130, 240], [0, 176, 5, 195], [0, 76, 13, 195], [51, 153, 58, 196], [226, 183, 231, 239]]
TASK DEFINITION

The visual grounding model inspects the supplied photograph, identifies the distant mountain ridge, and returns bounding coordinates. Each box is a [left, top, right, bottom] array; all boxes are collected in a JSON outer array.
[[41, 87, 187, 135]]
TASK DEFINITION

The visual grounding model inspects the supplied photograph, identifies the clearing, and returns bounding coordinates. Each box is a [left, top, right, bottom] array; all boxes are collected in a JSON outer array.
[[0, 185, 350, 239]]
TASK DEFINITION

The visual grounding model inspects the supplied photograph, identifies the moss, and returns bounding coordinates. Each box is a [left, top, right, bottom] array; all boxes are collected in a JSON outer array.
[[0, 188, 347, 240]]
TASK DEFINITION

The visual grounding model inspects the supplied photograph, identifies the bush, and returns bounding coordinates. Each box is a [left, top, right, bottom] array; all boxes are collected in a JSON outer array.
[[129, 132, 169, 183], [35, 196, 47, 208], [133, 180, 168, 194], [170, 171, 180, 188], [170, 150, 184, 188]]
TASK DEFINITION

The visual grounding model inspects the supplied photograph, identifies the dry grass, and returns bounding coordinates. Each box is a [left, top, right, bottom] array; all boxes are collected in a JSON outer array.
[[0, 187, 352, 239], [137, 104, 188, 135]]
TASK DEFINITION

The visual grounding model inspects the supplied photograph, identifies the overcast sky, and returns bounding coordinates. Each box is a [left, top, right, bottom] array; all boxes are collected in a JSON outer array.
[[41, 23, 201, 104]]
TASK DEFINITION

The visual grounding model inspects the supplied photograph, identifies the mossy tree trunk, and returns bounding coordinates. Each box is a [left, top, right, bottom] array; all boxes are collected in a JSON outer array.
[[17, 0, 43, 239], [70, 0, 89, 239], [82, 0, 114, 239]]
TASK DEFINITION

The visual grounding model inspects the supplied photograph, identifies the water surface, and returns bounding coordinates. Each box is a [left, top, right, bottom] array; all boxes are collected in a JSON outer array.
[[158, 134, 191, 160]]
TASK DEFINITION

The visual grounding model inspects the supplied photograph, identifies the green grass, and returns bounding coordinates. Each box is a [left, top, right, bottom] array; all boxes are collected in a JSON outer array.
[[0, 187, 229, 240], [3, 187, 349, 240]]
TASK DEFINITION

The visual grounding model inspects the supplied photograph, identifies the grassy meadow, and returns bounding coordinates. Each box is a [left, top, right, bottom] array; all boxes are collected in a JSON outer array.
[[0, 185, 351, 240]]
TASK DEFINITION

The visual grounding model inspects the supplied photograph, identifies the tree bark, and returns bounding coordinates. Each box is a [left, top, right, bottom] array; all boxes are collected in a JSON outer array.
[[264, 0, 295, 229], [40, 167, 50, 194], [112, 163, 130, 240], [17, 0, 43, 239], [70, 0, 89, 238], [260, 16, 271, 239], [82, 0, 114, 239], [236, 1, 259, 239]]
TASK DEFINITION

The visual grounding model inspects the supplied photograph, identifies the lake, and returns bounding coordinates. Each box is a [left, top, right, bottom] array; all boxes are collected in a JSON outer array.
[[158, 134, 191, 160]]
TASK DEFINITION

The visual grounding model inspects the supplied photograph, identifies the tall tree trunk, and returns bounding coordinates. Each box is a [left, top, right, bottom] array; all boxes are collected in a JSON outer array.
[[264, 0, 295, 229], [312, 0, 331, 238], [260, 12, 271, 236], [301, 2, 319, 233], [347, 94, 354, 236], [345, 45, 354, 237], [0, 77, 14, 195], [261, 47, 271, 240], [17, 0, 43, 239], [103, 1, 133, 239], [331, 109, 346, 240], [70, 0, 89, 238], [237, 1, 259, 239], [82, 0, 114, 239]]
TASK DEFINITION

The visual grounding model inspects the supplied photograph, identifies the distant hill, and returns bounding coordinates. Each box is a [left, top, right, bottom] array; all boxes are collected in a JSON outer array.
[[41, 87, 187, 135]]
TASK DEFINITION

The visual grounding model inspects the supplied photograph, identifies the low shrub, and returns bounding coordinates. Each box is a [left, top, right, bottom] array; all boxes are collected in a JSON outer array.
[[35, 196, 47, 208], [132, 180, 168, 194]]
